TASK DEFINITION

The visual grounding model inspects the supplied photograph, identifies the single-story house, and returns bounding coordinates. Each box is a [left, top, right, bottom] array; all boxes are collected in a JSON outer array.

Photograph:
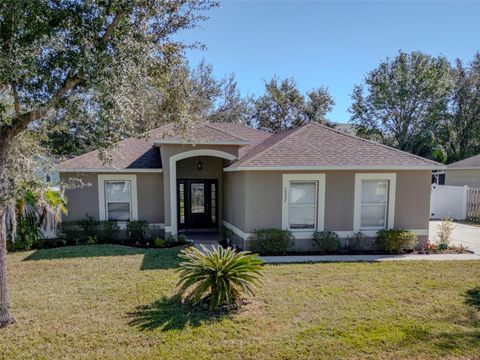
[[446, 154, 480, 188], [59, 122, 443, 249]]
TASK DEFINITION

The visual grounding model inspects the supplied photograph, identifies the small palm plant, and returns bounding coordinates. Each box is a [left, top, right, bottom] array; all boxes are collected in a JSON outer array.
[[176, 246, 264, 310]]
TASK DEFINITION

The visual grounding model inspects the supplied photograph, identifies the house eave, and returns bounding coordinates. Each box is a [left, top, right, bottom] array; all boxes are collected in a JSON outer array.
[[223, 165, 445, 172], [154, 140, 250, 146], [58, 168, 163, 173], [446, 166, 480, 171]]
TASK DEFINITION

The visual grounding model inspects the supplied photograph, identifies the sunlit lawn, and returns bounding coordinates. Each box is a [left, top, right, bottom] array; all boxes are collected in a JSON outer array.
[[2, 245, 480, 359]]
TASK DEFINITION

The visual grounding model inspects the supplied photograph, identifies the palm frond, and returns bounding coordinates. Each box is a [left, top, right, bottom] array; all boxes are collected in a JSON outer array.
[[176, 245, 264, 310]]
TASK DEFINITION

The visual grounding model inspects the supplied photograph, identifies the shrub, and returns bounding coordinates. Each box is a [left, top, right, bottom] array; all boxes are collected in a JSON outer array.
[[347, 232, 369, 252], [97, 221, 120, 244], [177, 246, 263, 310], [153, 237, 167, 248], [127, 220, 149, 246], [376, 229, 418, 254], [312, 231, 341, 254], [9, 218, 43, 251], [248, 229, 293, 255], [57, 221, 83, 245], [436, 217, 454, 250], [77, 216, 100, 240], [166, 234, 188, 247]]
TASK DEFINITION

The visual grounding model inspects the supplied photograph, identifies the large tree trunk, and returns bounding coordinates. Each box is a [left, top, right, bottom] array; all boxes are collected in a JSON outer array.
[[0, 207, 15, 327]]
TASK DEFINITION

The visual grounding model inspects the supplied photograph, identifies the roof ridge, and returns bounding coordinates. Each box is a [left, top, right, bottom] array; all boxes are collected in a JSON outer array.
[[204, 123, 250, 142], [311, 122, 442, 166], [237, 125, 309, 165]]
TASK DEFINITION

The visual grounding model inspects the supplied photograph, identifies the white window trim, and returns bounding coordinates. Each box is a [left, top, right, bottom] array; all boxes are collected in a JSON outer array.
[[98, 174, 138, 222], [353, 173, 396, 232], [282, 174, 325, 237]]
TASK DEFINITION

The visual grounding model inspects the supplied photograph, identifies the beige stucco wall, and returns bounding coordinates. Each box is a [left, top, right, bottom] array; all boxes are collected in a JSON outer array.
[[227, 170, 432, 235], [446, 169, 480, 188], [61, 172, 164, 223], [61, 173, 99, 220], [223, 171, 246, 231]]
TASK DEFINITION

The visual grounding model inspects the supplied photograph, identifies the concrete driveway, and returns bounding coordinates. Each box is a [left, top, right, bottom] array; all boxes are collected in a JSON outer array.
[[429, 220, 480, 254]]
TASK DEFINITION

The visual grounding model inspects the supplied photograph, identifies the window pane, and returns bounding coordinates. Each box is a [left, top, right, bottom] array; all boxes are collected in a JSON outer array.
[[107, 202, 130, 221], [361, 180, 388, 203], [290, 182, 316, 204], [179, 183, 185, 224], [289, 205, 315, 229], [360, 204, 386, 228], [211, 184, 216, 223], [191, 183, 205, 214], [105, 181, 131, 202]]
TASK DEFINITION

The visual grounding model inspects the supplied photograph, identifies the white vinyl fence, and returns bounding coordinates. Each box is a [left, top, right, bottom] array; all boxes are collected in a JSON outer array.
[[430, 184, 468, 220]]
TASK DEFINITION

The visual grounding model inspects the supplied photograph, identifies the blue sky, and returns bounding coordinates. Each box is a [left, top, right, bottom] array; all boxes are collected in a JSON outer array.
[[177, 1, 480, 123]]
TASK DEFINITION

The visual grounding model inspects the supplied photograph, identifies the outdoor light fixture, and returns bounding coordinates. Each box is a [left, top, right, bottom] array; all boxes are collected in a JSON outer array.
[[197, 159, 203, 171]]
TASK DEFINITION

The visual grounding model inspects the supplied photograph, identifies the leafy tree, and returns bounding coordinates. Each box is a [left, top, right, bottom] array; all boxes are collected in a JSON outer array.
[[252, 76, 334, 133], [439, 54, 480, 162], [43, 59, 251, 156], [349, 51, 451, 159], [0, 0, 217, 327]]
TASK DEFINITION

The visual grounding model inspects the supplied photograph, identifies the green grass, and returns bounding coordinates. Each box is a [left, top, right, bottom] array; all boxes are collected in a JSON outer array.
[[2, 245, 480, 359]]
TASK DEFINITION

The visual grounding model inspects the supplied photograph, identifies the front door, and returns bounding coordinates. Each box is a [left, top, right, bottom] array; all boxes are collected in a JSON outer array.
[[178, 179, 218, 230]]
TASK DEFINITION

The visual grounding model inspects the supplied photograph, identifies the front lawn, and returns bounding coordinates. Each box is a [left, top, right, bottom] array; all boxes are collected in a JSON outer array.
[[2, 245, 480, 359]]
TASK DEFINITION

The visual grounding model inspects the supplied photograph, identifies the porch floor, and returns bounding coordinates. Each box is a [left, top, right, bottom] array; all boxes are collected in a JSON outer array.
[[183, 232, 221, 252]]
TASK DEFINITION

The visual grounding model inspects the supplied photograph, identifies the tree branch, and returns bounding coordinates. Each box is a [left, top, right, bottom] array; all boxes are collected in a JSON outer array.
[[101, 10, 127, 43], [4, 73, 81, 141]]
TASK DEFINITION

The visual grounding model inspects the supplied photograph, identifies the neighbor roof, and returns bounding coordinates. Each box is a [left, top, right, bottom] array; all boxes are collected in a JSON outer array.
[[60, 121, 443, 172], [447, 154, 480, 169], [225, 123, 443, 170]]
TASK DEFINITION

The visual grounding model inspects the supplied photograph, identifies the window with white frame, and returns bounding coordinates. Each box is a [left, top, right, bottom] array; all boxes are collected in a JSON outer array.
[[104, 180, 132, 221], [354, 173, 396, 233], [282, 174, 325, 233], [359, 179, 389, 230], [288, 181, 317, 229]]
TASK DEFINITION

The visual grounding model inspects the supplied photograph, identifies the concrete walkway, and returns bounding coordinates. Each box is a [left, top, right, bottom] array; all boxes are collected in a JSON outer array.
[[429, 220, 480, 254], [184, 232, 221, 252], [260, 253, 480, 263]]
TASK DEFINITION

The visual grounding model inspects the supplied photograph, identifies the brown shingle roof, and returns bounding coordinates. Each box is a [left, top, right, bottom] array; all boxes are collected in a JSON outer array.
[[226, 123, 442, 169], [448, 154, 480, 169], [60, 122, 442, 171], [60, 122, 270, 170]]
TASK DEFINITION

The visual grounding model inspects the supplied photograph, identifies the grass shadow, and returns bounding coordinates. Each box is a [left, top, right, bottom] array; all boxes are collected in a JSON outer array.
[[127, 296, 228, 331], [23, 244, 184, 270], [465, 287, 480, 310]]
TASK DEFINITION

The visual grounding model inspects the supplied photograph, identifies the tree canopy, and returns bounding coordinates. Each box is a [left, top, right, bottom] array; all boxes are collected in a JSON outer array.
[[350, 51, 480, 163], [251, 76, 334, 133], [0, 0, 218, 327]]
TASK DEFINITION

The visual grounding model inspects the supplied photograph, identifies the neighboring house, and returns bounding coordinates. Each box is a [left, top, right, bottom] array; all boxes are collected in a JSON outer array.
[[59, 122, 443, 249], [446, 154, 480, 188]]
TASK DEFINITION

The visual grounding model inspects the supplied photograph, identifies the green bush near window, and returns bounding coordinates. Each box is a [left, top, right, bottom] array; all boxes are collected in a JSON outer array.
[[347, 232, 369, 252], [127, 220, 149, 245], [376, 229, 418, 254], [57, 217, 120, 245], [248, 229, 293, 255], [57, 221, 83, 245], [312, 231, 341, 254], [97, 221, 120, 244]]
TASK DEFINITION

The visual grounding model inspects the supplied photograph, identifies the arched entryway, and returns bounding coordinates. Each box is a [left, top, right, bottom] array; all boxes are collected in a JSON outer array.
[[168, 149, 236, 235]]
